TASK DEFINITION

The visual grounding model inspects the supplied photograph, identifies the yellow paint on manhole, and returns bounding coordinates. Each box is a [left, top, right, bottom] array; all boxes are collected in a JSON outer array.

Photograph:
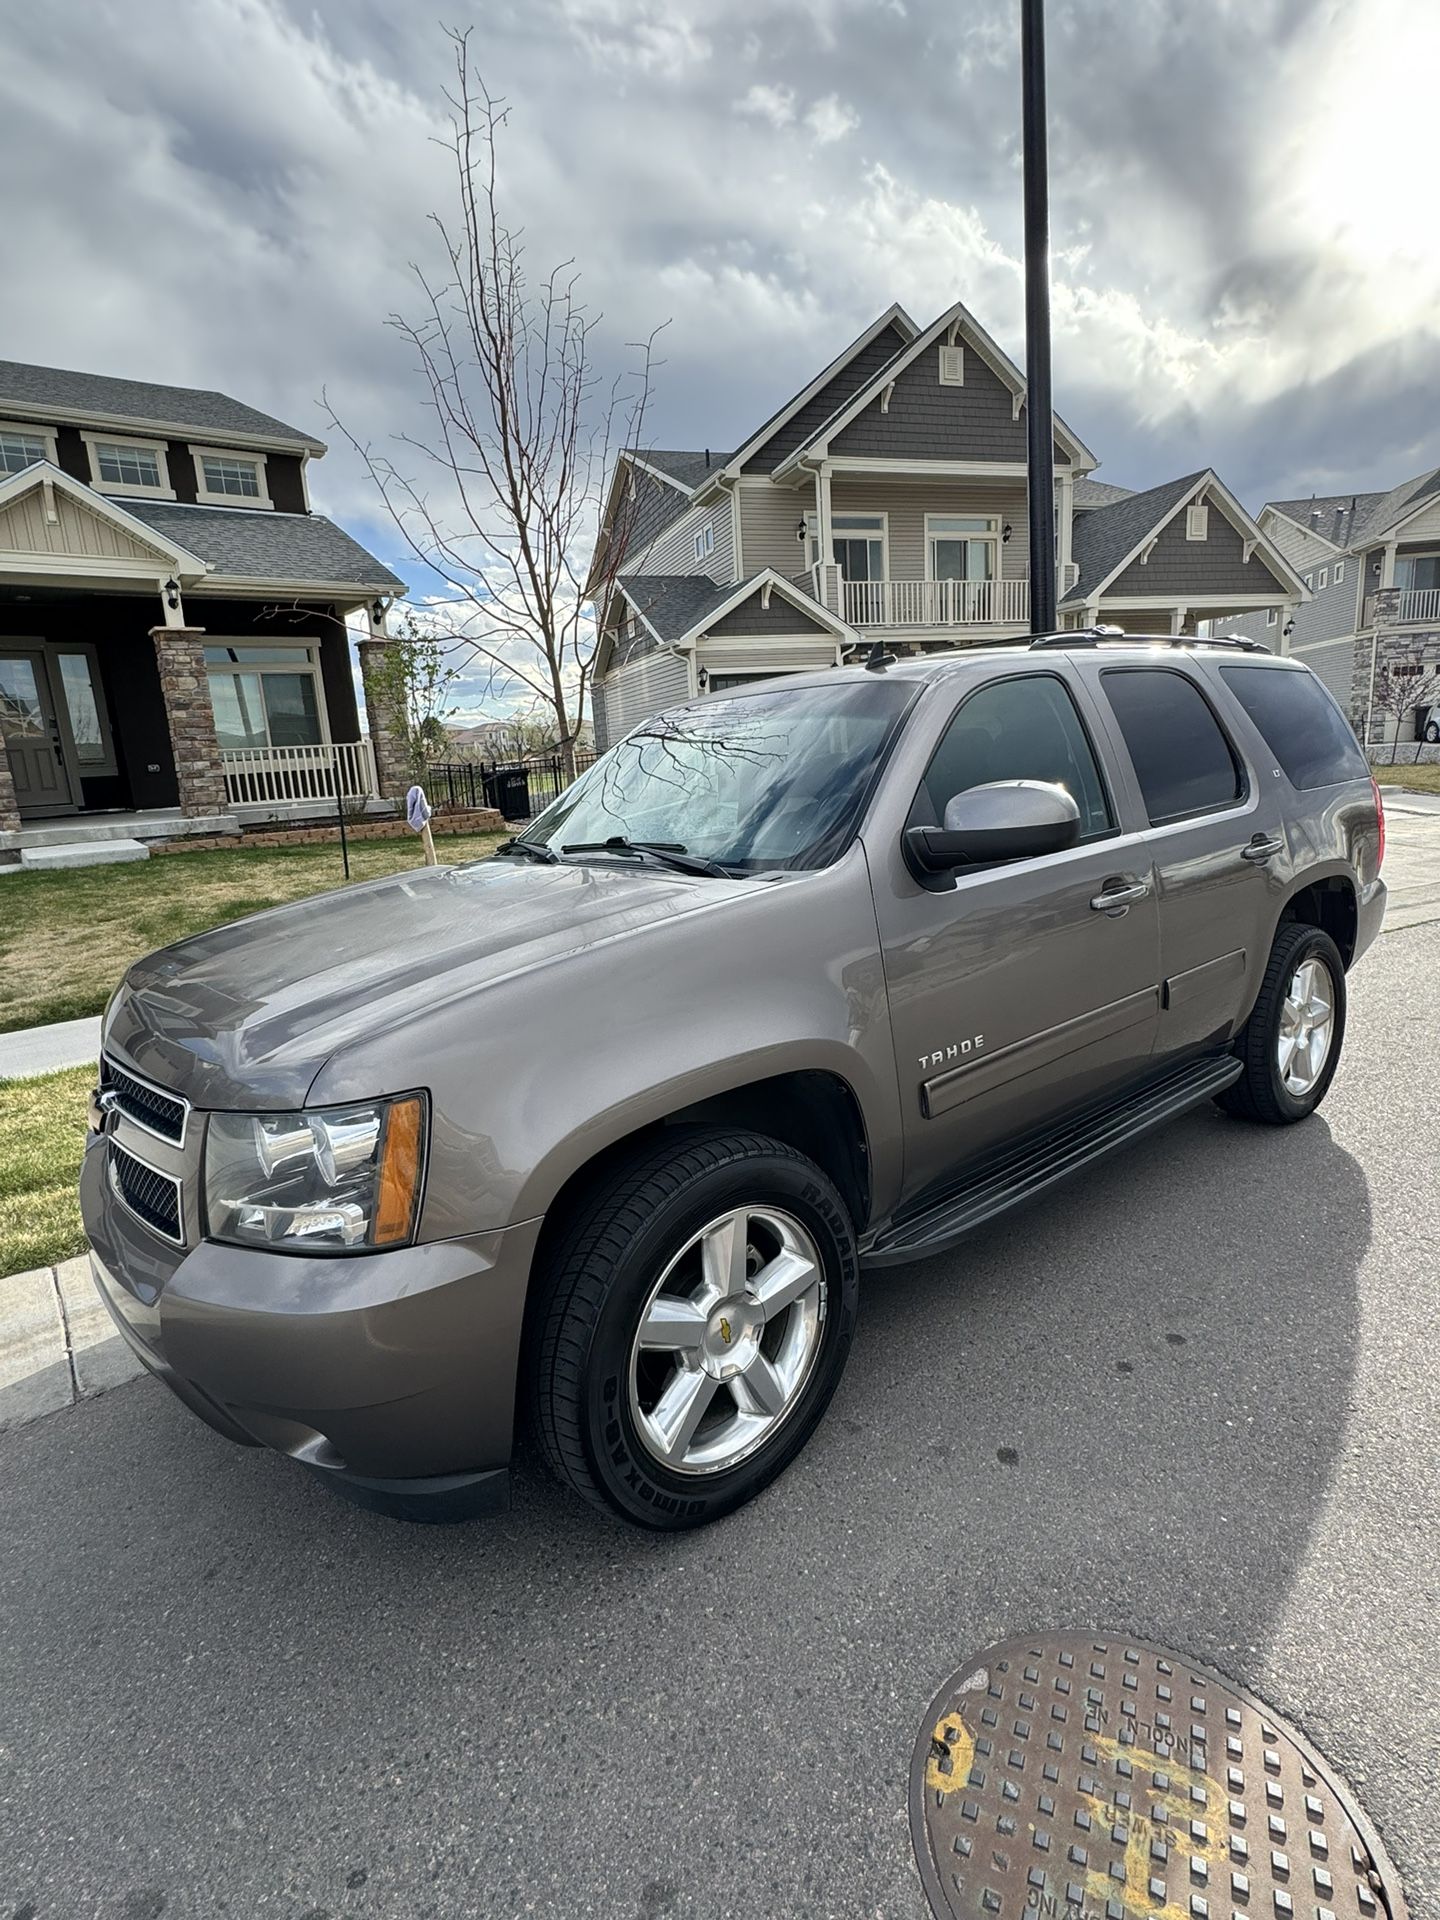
[[907, 1633, 1407, 1920]]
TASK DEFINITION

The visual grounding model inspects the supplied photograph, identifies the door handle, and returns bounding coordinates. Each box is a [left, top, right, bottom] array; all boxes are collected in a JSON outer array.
[[1090, 880, 1150, 915], [1241, 835, 1284, 863]]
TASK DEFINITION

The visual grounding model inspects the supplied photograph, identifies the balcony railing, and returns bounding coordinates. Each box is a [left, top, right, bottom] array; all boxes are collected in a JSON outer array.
[[842, 576, 1031, 628], [1373, 586, 1440, 627], [221, 740, 379, 807]]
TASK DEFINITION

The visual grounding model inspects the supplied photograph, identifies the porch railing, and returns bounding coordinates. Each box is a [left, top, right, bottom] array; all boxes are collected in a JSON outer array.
[[842, 577, 1031, 628], [221, 740, 379, 807]]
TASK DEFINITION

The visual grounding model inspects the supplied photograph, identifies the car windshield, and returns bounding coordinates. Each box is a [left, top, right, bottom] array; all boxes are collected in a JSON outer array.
[[519, 680, 916, 873]]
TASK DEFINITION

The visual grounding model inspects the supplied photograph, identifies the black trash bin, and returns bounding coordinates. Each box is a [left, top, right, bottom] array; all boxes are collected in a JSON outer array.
[[483, 764, 532, 819], [1416, 703, 1436, 744]]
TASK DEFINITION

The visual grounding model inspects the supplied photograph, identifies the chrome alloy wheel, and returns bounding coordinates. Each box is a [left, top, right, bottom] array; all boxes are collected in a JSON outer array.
[[1277, 955, 1336, 1096], [627, 1205, 827, 1476]]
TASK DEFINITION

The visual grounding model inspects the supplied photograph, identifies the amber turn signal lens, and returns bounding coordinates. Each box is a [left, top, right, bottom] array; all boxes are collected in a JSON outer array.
[[374, 1095, 424, 1245]]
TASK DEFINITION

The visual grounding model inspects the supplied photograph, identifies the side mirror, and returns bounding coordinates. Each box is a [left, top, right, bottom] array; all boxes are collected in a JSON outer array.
[[904, 779, 1080, 874]]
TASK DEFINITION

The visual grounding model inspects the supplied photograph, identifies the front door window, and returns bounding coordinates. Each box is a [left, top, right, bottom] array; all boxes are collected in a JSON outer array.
[[55, 651, 113, 769], [1396, 553, 1440, 593], [0, 650, 73, 815], [808, 513, 886, 580], [928, 515, 998, 582]]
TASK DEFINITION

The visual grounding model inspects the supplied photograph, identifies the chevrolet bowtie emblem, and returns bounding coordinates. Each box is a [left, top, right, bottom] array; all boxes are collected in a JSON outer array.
[[718, 1316, 733, 1346]]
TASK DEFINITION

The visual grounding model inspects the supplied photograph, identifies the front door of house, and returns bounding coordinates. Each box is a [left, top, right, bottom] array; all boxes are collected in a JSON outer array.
[[0, 649, 76, 816]]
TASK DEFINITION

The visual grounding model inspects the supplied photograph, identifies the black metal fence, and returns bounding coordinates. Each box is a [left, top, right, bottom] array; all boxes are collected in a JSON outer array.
[[425, 750, 599, 822]]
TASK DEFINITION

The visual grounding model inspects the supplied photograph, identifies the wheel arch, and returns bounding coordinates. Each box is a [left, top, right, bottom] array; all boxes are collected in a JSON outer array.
[[1280, 871, 1358, 969]]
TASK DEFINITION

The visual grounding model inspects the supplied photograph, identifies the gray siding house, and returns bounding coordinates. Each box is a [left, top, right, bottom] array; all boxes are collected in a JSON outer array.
[[586, 298, 1305, 746], [1213, 469, 1440, 744]]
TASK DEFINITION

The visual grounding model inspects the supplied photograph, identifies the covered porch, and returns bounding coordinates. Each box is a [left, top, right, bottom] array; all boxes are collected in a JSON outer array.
[[0, 462, 391, 844]]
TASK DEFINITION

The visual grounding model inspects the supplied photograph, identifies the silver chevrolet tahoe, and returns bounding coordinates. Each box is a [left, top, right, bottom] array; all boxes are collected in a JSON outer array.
[[82, 634, 1386, 1530]]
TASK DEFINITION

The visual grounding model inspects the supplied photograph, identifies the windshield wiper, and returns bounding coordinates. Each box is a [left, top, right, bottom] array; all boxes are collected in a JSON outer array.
[[494, 837, 559, 864], [559, 836, 736, 878]]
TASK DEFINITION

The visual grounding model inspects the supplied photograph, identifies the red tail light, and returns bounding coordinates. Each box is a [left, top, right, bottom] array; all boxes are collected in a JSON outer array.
[[1371, 777, 1385, 871]]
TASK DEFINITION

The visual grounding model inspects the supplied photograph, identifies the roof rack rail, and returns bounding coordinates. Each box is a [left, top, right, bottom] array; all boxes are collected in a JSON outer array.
[[1028, 627, 1272, 655]]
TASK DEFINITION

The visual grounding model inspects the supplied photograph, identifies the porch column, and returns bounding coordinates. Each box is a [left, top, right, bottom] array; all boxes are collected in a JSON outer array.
[[149, 626, 229, 818], [1170, 604, 1187, 636], [356, 638, 410, 802], [816, 462, 835, 612], [1056, 471, 1073, 591], [0, 748, 19, 838]]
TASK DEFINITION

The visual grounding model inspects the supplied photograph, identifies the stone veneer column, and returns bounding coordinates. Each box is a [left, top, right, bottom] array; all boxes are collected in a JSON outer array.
[[0, 746, 19, 837], [356, 637, 411, 803], [149, 626, 229, 817]]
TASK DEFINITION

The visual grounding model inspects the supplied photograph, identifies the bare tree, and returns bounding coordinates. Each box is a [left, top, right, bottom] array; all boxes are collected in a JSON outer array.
[[328, 28, 659, 773], [1370, 655, 1440, 763]]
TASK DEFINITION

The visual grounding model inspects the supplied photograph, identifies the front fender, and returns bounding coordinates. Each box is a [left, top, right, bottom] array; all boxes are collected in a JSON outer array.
[[308, 846, 903, 1239]]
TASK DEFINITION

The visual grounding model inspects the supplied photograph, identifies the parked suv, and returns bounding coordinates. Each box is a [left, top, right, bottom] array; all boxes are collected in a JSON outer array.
[[82, 636, 1385, 1530]]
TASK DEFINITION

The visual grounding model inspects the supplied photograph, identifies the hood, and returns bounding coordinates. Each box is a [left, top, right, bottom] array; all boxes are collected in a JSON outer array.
[[104, 856, 760, 1109]]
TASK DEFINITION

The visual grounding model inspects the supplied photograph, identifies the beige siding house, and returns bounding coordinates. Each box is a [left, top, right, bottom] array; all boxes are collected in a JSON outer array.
[[586, 298, 1305, 747]]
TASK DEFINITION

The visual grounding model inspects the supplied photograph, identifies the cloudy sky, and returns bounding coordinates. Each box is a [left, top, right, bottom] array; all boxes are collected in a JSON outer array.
[[5, 0, 1438, 716]]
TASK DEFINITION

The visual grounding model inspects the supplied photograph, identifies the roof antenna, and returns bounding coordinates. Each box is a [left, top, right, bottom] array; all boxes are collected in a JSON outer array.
[[704, 448, 710, 468], [864, 641, 897, 672]]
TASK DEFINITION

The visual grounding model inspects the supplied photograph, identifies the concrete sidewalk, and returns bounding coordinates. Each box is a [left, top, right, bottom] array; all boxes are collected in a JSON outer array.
[[0, 1015, 102, 1080], [0, 1256, 146, 1431]]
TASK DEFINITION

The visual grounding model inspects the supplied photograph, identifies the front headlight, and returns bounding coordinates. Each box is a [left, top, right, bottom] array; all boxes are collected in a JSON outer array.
[[204, 1094, 427, 1253]]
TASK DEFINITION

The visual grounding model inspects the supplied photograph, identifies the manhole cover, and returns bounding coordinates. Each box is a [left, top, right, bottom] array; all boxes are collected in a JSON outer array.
[[909, 1633, 1407, 1920]]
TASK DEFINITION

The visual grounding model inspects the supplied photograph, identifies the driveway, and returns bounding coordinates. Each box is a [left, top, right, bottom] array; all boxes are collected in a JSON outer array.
[[1, 926, 1437, 1920]]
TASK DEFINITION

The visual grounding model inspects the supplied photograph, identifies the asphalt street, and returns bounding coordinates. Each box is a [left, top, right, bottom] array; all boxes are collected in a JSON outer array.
[[2, 925, 1437, 1920]]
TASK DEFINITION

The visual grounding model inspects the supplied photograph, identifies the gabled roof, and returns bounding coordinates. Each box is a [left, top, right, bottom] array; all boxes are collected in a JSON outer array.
[[714, 304, 919, 482], [774, 297, 1099, 476], [1073, 477, 1135, 510], [639, 449, 728, 490], [1267, 468, 1440, 551], [1065, 472, 1205, 603], [1064, 467, 1307, 605], [0, 460, 210, 574], [618, 569, 855, 649], [126, 501, 402, 591], [0, 359, 326, 454]]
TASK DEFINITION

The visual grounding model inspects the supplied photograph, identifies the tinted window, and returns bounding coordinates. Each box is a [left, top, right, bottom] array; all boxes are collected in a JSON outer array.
[[915, 673, 1113, 839], [1101, 668, 1243, 824], [1219, 665, 1369, 789]]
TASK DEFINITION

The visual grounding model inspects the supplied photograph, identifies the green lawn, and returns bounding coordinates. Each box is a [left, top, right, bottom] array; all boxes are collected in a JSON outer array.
[[0, 831, 507, 1034], [1372, 761, 1440, 795], [0, 1065, 94, 1277]]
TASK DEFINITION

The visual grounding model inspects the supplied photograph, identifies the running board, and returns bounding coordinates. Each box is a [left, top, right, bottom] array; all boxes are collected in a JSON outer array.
[[861, 1053, 1243, 1268]]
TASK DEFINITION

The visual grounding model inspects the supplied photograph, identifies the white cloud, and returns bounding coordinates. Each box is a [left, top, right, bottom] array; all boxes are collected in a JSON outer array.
[[734, 83, 797, 128], [804, 94, 859, 143]]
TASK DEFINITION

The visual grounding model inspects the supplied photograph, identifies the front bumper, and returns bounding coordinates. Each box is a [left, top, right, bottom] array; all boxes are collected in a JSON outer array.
[[80, 1135, 542, 1521]]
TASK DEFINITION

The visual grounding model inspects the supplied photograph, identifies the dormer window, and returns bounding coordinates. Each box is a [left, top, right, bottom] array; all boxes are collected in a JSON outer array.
[[0, 422, 56, 474], [82, 432, 174, 498], [1185, 502, 1209, 541], [193, 446, 272, 507], [693, 522, 715, 563]]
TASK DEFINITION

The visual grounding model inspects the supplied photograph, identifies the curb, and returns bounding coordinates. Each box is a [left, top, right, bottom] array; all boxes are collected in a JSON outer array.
[[0, 1255, 146, 1433]]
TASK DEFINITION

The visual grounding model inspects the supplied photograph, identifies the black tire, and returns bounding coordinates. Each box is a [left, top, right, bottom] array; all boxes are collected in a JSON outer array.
[[1425, 720, 1440, 744], [1217, 921, 1346, 1125], [529, 1128, 859, 1530]]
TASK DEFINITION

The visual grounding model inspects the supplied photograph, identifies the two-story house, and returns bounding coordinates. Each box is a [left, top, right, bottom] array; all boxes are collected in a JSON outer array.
[[0, 359, 407, 857], [586, 299, 1306, 746], [1212, 467, 1440, 746]]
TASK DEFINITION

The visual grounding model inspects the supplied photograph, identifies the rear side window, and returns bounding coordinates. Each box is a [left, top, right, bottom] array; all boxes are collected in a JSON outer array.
[[1100, 668, 1244, 825], [1219, 665, 1369, 789]]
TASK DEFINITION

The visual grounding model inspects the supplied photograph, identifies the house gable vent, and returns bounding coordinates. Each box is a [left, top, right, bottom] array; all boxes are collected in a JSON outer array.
[[1185, 502, 1210, 542], [938, 345, 965, 387]]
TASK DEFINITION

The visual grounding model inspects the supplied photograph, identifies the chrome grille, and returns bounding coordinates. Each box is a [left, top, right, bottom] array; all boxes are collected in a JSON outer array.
[[100, 1056, 189, 1146], [108, 1140, 184, 1245]]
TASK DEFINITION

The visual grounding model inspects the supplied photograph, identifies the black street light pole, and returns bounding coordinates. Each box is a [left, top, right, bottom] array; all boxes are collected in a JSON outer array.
[[1021, 0, 1057, 634]]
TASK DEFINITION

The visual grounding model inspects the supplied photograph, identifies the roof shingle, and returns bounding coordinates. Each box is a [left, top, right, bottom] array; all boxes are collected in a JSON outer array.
[[125, 501, 402, 590], [0, 359, 323, 450], [1064, 471, 1206, 603]]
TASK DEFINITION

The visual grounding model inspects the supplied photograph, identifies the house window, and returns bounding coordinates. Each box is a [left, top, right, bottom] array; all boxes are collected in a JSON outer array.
[[1266, 609, 1278, 627], [83, 433, 173, 497], [692, 522, 715, 563], [1304, 573, 1313, 591], [1317, 567, 1328, 590], [1334, 560, 1345, 585], [203, 643, 326, 748], [1185, 503, 1209, 541], [0, 423, 55, 474], [927, 514, 998, 582], [938, 345, 965, 386], [805, 512, 887, 578], [1396, 552, 1440, 592], [193, 446, 271, 507]]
